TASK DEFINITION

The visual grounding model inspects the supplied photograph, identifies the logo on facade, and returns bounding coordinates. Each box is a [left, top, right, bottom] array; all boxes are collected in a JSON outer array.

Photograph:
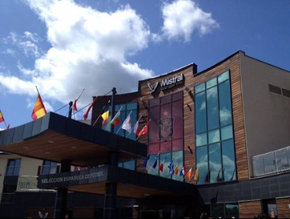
[[147, 74, 184, 94], [147, 81, 159, 93]]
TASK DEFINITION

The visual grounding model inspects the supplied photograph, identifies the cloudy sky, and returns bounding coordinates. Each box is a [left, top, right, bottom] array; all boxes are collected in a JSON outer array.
[[0, 0, 289, 127]]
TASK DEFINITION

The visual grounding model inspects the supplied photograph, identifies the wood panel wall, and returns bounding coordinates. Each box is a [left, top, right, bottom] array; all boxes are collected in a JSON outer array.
[[277, 197, 290, 218], [239, 200, 262, 218]]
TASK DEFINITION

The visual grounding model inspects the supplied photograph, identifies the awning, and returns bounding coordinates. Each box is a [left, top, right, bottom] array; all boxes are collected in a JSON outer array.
[[0, 113, 147, 166]]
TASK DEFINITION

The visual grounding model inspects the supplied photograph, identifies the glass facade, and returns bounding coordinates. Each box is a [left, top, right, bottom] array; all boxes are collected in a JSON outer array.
[[102, 102, 138, 170], [147, 92, 184, 181], [194, 71, 236, 184], [6, 159, 21, 176]]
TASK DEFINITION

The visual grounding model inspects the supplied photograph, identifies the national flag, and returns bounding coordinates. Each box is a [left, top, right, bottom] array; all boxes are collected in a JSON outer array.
[[110, 109, 121, 126], [73, 99, 78, 111], [31, 93, 47, 120], [186, 168, 192, 181], [121, 112, 132, 133], [144, 154, 150, 167], [101, 110, 110, 125], [0, 110, 5, 123], [83, 97, 97, 120], [73, 88, 85, 111], [180, 166, 186, 176], [137, 120, 150, 138], [168, 160, 174, 175], [174, 165, 179, 175], [159, 162, 164, 172], [193, 168, 199, 181], [133, 119, 139, 136], [152, 156, 158, 169]]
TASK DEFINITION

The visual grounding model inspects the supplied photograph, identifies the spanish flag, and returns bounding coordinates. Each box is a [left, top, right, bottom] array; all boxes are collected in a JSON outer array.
[[101, 110, 109, 125], [0, 110, 4, 123], [31, 92, 47, 120]]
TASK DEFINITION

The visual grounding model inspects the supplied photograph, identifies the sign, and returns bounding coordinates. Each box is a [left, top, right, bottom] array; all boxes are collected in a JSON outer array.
[[38, 166, 108, 188], [147, 74, 184, 93]]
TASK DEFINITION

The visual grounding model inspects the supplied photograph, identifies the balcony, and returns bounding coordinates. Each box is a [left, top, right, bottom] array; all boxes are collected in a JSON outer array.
[[252, 145, 290, 177]]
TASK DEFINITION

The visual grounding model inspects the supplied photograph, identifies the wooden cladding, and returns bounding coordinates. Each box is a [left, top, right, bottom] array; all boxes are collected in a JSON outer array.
[[239, 200, 262, 218], [277, 197, 290, 218]]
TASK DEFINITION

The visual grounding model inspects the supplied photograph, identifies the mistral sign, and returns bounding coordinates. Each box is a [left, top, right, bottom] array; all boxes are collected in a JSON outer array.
[[147, 73, 184, 93]]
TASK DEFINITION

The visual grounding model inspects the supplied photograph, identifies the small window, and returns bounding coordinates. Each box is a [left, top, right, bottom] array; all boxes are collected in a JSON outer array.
[[268, 84, 281, 95], [282, 88, 290, 98], [6, 159, 21, 176]]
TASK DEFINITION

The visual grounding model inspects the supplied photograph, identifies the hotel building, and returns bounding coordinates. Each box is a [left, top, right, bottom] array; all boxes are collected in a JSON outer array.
[[0, 50, 290, 218]]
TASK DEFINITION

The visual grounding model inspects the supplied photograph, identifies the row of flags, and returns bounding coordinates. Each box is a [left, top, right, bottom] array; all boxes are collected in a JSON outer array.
[[29, 89, 151, 138], [144, 154, 199, 182]]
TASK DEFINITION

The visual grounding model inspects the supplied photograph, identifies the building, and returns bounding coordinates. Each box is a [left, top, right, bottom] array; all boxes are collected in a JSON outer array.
[[0, 50, 290, 218]]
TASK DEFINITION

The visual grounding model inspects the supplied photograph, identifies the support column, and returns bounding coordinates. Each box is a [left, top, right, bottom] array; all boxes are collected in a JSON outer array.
[[54, 160, 71, 218]]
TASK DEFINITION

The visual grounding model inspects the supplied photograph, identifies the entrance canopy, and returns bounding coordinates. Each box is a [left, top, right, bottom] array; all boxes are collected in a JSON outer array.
[[0, 113, 147, 166], [38, 165, 199, 199]]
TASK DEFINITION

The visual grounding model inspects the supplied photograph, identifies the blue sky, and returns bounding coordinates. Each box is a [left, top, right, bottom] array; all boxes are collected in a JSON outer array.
[[0, 0, 289, 128]]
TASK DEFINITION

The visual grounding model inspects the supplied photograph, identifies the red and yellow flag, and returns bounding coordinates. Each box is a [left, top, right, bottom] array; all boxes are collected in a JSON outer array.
[[31, 93, 47, 120], [0, 110, 4, 123]]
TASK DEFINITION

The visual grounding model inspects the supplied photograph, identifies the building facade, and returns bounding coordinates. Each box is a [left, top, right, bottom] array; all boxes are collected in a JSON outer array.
[[0, 50, 290, 218]]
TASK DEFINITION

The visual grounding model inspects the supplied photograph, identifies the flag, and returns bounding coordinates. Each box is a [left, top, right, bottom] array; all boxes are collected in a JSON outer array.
[[174, 165, 179, 175], [144, 154, 150, 167], [152, 156, 158, 169], [159, 162, 164, 172], [186, 168, 192, 181], [180, 166, 186, 176], [73, 99, 78, 111], [133, 119, 139, 136], [137, 120, 150, 138], [168, 160, 174, 175], [121, 112, 132, 133], [110, 109, 121, 126], [83, 97, 97, 120], [0, 110, 4, 123], [193, 168, 199, 181], [31, 93, 47, 120], [101, 110, 109, 125]]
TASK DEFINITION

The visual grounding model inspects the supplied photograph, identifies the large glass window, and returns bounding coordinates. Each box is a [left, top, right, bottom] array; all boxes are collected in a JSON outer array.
[[195, 71, 236, 184], [6, 159, 21, 176], [147, 92, 184, 181]]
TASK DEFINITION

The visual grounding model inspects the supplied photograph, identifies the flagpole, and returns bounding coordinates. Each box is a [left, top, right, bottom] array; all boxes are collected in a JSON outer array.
[[92, 99, 111, 127], [35, 86, 40, 95], [110, 88, 116, 133]]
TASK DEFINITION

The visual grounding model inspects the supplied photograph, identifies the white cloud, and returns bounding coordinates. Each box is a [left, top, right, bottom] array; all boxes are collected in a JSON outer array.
[[161, 0, 219, 42], [2, 32, 41, 58], [0, 0, 153, 109]]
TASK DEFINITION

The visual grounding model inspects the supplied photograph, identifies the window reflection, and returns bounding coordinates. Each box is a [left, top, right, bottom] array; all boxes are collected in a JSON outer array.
[[195, 71, 236, 184]]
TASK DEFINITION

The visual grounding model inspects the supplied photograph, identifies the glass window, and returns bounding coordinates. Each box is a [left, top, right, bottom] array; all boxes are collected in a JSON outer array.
[[253, 156, 265, 177], [263, 152, 276, 174], [206, 78, 217, 89], [222, 139, 236, 181], [212, 204, 224, 219], [219, 80, 232, 126], [225, 203, 239, 219], [147, 154, 159, 176], [123, 160, 135, 170], [208, 129, 220, 144], [195, 83, 205, 94], [159, 152, 171, 179], [275, 148, 289, 171], [196, 133, 207, 147], [42, 160, 58, 175], [196, 146, 208, 184], [172, 151, 183, 181], [218, 71, 229, 83], [209, 143, 222, 183], [207, 86, 219, 130], [195, 92, 207, 133], [221, 125, 233, 140], [6, 159, 21, 176]]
